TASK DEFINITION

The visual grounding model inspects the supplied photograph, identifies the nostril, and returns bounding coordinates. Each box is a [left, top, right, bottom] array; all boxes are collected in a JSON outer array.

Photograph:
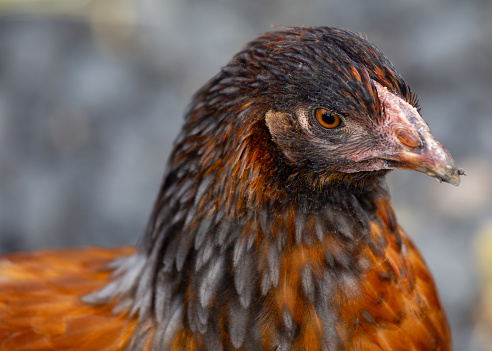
[[395, 128, 421, 148]]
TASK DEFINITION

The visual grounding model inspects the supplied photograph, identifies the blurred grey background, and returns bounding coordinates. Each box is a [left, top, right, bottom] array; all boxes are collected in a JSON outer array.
[[0, 0, 491, 350]]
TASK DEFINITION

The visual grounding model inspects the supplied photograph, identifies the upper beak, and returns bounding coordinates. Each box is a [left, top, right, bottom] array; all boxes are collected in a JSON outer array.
[[380, 134, 462, 186], [374, 82, 463, 186]]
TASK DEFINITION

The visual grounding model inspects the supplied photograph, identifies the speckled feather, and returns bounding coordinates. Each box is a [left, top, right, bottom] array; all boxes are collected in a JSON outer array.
[[0, 27, 451, 350]]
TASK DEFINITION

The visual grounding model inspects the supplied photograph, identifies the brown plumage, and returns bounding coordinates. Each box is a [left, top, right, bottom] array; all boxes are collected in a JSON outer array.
[[0, 27, 462, 350]]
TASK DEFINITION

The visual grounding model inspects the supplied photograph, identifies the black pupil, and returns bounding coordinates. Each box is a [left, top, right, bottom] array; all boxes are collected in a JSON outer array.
[[322, 112, 336, 125]]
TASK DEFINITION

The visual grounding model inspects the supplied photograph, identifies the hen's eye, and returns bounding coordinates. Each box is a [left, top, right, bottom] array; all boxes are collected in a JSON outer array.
[[315, 108, 343, 129]]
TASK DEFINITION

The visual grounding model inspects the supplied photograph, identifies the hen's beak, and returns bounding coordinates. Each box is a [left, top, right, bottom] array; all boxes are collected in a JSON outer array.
[[381, 132, 462, 186], [374, 82, 463, 186]]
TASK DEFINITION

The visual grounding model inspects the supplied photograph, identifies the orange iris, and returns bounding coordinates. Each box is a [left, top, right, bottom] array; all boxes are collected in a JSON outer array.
[[315, 108, 342, 129]]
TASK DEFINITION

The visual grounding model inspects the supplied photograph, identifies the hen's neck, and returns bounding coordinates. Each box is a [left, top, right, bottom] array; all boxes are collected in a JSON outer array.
[[126, 169, 395, 348]]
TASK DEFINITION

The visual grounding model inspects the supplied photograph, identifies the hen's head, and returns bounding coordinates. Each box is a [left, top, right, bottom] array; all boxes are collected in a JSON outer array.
[[177, 27, 460, 202]]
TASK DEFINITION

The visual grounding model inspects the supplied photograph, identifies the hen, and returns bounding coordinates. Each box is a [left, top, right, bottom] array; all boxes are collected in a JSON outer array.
[[0, 27, 462, 351]]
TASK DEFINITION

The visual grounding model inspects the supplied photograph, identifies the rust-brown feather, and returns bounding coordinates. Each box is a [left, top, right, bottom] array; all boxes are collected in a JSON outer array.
[[0, 247, 143, 351]]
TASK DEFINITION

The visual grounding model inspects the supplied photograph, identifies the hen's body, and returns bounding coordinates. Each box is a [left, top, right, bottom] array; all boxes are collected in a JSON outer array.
[[0, 27, 460, 350]]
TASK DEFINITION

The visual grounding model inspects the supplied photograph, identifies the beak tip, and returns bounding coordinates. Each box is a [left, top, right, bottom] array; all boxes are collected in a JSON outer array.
[[436, 164, 463, 186], [447, 176, 461, 187]]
